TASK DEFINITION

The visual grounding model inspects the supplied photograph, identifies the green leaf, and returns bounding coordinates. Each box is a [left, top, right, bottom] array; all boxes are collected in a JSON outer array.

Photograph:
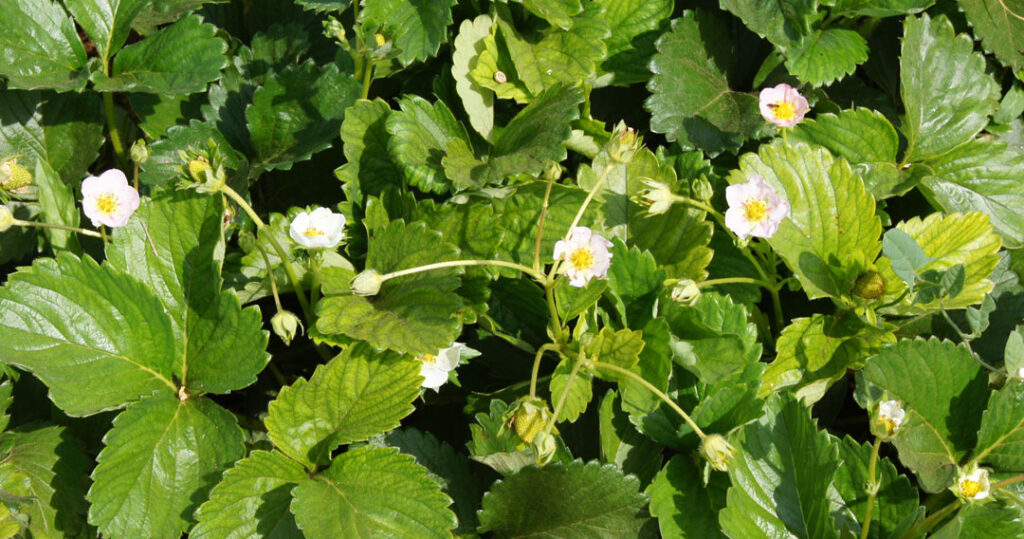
[[316, 221, 463, 356], [387, 96, 471, 194], [646, 11, 762, 153], [786, 28, 868, 87], [64, 0, 149, 60], [919, 139, 1024, 248], [468, 399, 537, 475], [290, 447, 456, 537], [91, 15, 227, 94], [958, 0, 1024, 78], [662, 292, 761, 385], [248, 61, 359, 171], [646, 455, 727, 539], [598, 390, 664, 485], [107, 190, 269, 394], [191, 450, 306, 539], [883, 228, 932, 290], [825, 0, 933, 18], [720, 395, 841, 539], [974, 379, 1024, 471], [619, 319, 672, 415], [362, 0, 455, 66], [478, 460, 654, 538], [518, 0, 582, 30], [0, 0, 88, 91], [900, 14, 999, 162], [831, 436, 919, 538], [140, 120, 247, 188], [295, 0, 351, 13], [33, 159, 80, 253], [88, 394, 245, 539], [0, 254, 177, 415], [932, 502, 1024, 538], [858, 338, 987, 492], [730, 141, 882, 302], [469, 23, 532, 104], [1007, 326, 1024, 376], [719, 0, 815, 51], [596, 0, 672, 86], [334, 99, 403, 201], [0, 426, 91, 538], [551, 357, 593, 422], [131, 0, 221, 35], [265, 343, 422, 468], [790, 108, 904, 198], [451, 14, 495, 139], [587, 327, 646, 381], [606, 241, 666, 328], [555, 278, 608, 321]]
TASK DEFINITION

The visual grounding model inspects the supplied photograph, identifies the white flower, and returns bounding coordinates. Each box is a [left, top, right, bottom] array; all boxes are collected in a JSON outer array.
[[953, 467, 991, 501], [289, 207, 345, 249], [418, 343, 465, 390], [877, 400, 906, 437], [81, 169, 140, 228], [759, 83, 810, 127], [1016, 366, 1024, 380], [553, 226, 613, 287], [724, 175, 790, 240]]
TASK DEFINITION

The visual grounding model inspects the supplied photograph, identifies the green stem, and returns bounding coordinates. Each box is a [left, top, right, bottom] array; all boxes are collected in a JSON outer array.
[[309, 253, 323, 312], [860, 438, 883, 539], [940, 307, 1000, 374], [360, 60, 374, 99], [100, 225, 109, 245], [12, 219, 103, 239], [699, 277, 773, 289], [546, 283, 564, 343], [900, 499, 962, 539], [529, 343, 559, 399], [544, 355, 584, 436], [533, 173, 557, 273], [267, 362, 288, 387], [102, 92, 126, 166], [993, 473, 1024, 490], [380, 259, 548, 283], [669, 194, 723, 222], [255, 242, 284, 313], [591, 360, 707, 439]]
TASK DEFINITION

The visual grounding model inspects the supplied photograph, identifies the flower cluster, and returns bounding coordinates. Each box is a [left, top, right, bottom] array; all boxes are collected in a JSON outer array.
[[81, 169, 140, 228], [724, 175, 790, 240], [553, 226, 613, 287]]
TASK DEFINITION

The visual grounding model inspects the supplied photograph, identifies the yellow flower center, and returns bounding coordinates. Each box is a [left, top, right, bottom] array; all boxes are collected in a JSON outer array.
[[420, 354, 437, 364], [771, 101, 797, 122], [878, 417, 898, 436], [961, 478, 983, 498], [303, 227, 324, 237], [96, 194, 119, 216], [744, 198, 768, 223], [569, 248, 594, 270]]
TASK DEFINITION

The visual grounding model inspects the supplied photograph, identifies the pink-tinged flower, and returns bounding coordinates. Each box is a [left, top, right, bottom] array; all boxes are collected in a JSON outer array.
[[81, 169, 140, 228], [759, 83, 809, 127], [553, 226, 613, 287], [725, 175, 790, 240], [289, 208, 346, 249]]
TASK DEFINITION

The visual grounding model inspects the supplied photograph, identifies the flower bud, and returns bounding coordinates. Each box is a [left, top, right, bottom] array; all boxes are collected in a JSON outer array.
[[640, 179, 674, 216], [0, 205, 14, 232], [271, 311, 303, 345], [532, 430, 558, 466], [323, 17, 346, 41], [188, 157, 212, 184], [700, 433, 738, 472], [0, 157, 32, 191], [671, 279, 701, 305], [607, 122, 642, 164], [130, 139, 150, 165], [511, 397, 553, 446], [350, 269, 384, 296], [853, 270, 886, 300]]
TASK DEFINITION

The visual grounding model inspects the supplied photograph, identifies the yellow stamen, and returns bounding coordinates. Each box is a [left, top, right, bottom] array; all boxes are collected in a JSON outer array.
[[771, 101, 797, 122], [420, 354, 437, 364], [569, 248, 594, 270], [96, 194, 119, 215], [878, 417, 897, 436], [961, 479, 982, 498], [744, 199, 768, 222], [303, 227, 324, 237]]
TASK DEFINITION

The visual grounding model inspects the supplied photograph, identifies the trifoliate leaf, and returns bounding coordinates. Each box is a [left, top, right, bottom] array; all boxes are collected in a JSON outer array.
[[0, 0, 88, 91], [662, 292, 761, 385], [362, 0, 455, 66], [88, 394, 245, 539], [451, 14, 495, 139], [316, 221, 463, 356], [0, 426, 91, 538], [919, 139, 1024, 249], [290, 447, 456, 537], [478, 460, 654, 538], [720, 394, 841, 539], [900, 14, 999, 162], [974, 379, 1024, 472], [34, 159, 81, 253], [606, 241, 666, 328], [191, 450, 306, 539], [387, 96, 472, 194], [551, 357, 593, 423], [91, 15, 227, 94], [265, 343, 422, 468], [730, 141, 882, 303], [646, 11, 762, 153], [0, 254, 178, 415], [786, 28, 868, 87], [646, 455, 727, 539], [247, 61, 359, 171], [858, 338, 987, 492], [790, 108, 904, 199], [334, 99, 403, 202], [595, 0, 672, 86], [598, 390, 664, 485], [831, 436, 919, 538], [64, 0, 149, 60], [958, 0, 1024, 79]]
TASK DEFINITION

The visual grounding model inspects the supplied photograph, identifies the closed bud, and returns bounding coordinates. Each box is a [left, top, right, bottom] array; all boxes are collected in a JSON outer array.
[[323, 17, 346, 41], [853, 270, 886, 300], [350, 269, 384, 296], [0, 157, 32, 191], [271, 311, 302, 345], [639, 179, 674, 215], [0, 206, 14, 232], [607, 122, 642, 164], [130, 139, 150, 165], [700, 433, 738, 472], [532, 430, 558, 466], [671, 279, 701, 305]]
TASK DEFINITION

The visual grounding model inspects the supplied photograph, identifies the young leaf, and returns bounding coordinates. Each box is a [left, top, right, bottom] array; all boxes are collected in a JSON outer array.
[[468, 399, 538, 476], [64, 0, 150, 60], [831, 436, 919, 538], [720, 394, 841, 539], [478, 460, 654, 537], [900, 14, 999, 162], [139, 120, 247, 188], [551, 356, 594, 422], [191, 450, 306, 539], [290, 447, 456, 537], [362, 0, 456, 66], [265, 343, 422, 468], [974, 380, 1024, 471], [587, 327, 646, 381], [0, 254, 177, 415], [647, 455, 727, 538], [958, 0, 1024, 79], [451, 14, 495, 139], [0, 0, 89, 91], [596, 0, 673, 86], [859, 338, 987, 492], [387, 96, 472, 194], [88, 394, 245, 539]]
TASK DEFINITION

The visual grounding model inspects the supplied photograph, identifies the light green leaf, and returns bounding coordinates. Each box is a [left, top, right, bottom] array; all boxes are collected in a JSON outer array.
[[919, 139, 1024, 248], [619, 319, 672, 416], [295, 0, 351, 13], [974, 379, 1024, 471], [129, 92, 203, 139], [290, 447, 456, 537], [91, 15, 227, 94], [496, 181, 598, 267], [900, 14, 999, 162], [932, 502, 1024, 538], [598, 390, 664, 485], [646, 10, 762, 153], [555, 278, 608, 321], [410, 199, 504, 261], [662, 292, 761, 385], [518, 0, 582, 30], [478, 460, 654, 538], [790, 108, 904, 198], [0, 426, 91, 538], [248, 61, 359, 171], [646, 455, 727, 539], [362, 0, 455, 66], [606, 241, 666, 328], [88, 394, 245, 539], [334, 99, 403, 201], [786, 27, 868, 87], [1007, 326, 1024, 376], [551, 357, 594, 422], [882, 228, 932, 290], [958, 0, 1024, 78], [730, 141, 882, 302], [387, 96, 471, 194], [0, 254, 177, 415], [858, 338, 987, 492], [831, 436, 919, 538], [451, 14, 494, 139], [469, 23, 532, 104], [468, 399, 538, 476], [33, 159, 80, 253], [316, 221, 463, 356], [824, 0, 933, 17], [265, 343, 422, 468], [720, 395, 841, 539], [587, 327, 646, 381], [64, 0, 149, 60], [191, 450, 306, 539], [0, 0, 88, 91], [596, 0, 672, 86]]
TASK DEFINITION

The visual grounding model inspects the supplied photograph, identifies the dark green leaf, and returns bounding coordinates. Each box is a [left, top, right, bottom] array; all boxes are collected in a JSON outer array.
[[596, 0, 672, 86], [646, 455, 727, 538], [975, 379, 1024, 471], [33, 159, 80, 253], [831, 436, 920, 538], [334, 98, 404, 202], [958, 0, 1024, 78], [662, 292, 761, 385], [387, 96, 471, 194], [362, 0, 455, 66], [65, 0, 149, 60], [0, 0, 88, 91]]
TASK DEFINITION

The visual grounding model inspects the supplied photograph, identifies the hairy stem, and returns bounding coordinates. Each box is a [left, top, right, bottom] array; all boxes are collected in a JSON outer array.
[[379, 259, 548, 283], [860, 438, 882, 539], [591, 360, 707, 439]]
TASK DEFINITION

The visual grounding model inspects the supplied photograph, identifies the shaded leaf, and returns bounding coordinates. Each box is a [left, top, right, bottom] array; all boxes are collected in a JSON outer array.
[[362, 0, 455, 66], [646, 455, 727, 539]]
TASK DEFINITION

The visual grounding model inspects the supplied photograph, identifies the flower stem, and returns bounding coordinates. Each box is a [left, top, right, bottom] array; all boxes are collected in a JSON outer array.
[[860, 438, 882, 539], [533, 173, 557, 273], [309, 253, 323, 312], [254, 242, 284, 313], [360, 60, 375, 100], [11, 219, 103, 239], [379, 259, 548, 283], [591, 360, 707, 439], [529, 343, 559, 399], [992, 472, 1024, 490], [546, 283, 564, 343], [669, 194, 723, 222], [699, 277, 773, 289], [102, 92, 126, 166]]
